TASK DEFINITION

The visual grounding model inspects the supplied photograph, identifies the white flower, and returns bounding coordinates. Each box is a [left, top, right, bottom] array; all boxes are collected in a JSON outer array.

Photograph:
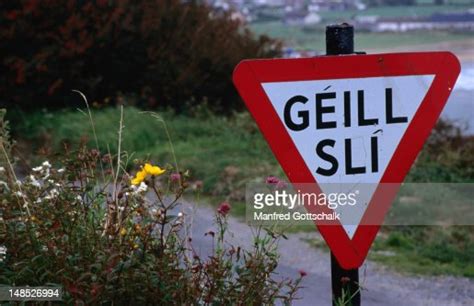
[[42, 168, 50, 180], [178, 212, 183, 218], [35, 198, 42, 204], [76, 195, 82, 202], [42, 161, 51, 168], [131, 182, 148, 195], [15, 180, 22, 186], [57, 168, 65, 173], [14, 191, 25, 197], [32, 166, 42, 172], [44, 188, 59, 200], [0, 166, 5, 172], [29, 175, 41, 188], [0, 245, 6, 263]]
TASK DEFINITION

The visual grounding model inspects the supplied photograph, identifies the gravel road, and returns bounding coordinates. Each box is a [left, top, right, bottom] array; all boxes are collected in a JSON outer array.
[[181, 202, 474, 306]]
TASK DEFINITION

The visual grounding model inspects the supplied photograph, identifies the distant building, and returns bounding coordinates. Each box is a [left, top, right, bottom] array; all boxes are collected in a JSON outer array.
[[373, 12, 474, 32]]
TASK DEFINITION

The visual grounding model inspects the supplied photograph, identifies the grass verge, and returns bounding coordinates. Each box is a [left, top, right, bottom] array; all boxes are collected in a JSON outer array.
[[7, 106, 474, 278]]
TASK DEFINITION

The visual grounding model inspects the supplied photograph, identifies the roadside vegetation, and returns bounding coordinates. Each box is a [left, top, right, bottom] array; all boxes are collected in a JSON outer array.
[[0, 108, 304, 304], [7, 106, 474, 278]]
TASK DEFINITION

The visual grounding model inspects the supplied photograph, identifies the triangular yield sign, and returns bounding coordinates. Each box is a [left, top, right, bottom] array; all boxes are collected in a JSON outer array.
[[233, 52, 460, 269]]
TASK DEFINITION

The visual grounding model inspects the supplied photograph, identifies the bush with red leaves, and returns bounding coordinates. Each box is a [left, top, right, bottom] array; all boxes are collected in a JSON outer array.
[[0, 0, 280, 113]]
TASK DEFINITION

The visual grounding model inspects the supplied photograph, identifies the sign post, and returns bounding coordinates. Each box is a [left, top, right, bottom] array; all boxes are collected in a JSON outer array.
[[233, 24, 460, 306], [326, 23, 361, 306]]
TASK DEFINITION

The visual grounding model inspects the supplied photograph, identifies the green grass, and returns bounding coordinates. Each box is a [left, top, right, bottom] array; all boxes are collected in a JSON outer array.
[[370, 227, 474, 278], [251, 21, 473, 52], [306, 226, 474, 278], [8, 107, 284, 196]]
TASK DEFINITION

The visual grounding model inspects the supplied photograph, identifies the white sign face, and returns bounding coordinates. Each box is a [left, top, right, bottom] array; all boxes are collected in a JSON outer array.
[[262, 75, 434, 238]]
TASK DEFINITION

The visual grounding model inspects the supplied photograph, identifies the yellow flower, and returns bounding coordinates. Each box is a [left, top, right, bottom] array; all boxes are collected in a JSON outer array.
[[131, 169, 147, 185], [144, 163, 166, 176], [130, 163, 165, 185], [120, 228, 127, 236], [133, 244, 139, 249]]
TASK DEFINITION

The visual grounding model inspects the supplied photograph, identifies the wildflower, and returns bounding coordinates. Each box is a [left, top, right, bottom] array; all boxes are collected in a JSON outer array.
[[0, 245, 6, 263], [29, 175, 41, 188], [131, 169, 147, 185], [57, 168, 65, 173], [131, 182, 148, 195], [30, 216, 38, 222], [341, 276, 351, 284], [15, 180, 22, 186], [217, 202, 231, 216], [14, 191, 25, 197], [42, 161, 51, 168], [120, 228, 127, 236], [298, 269, 307, 277], [276, 180, 287, 189], [177, 212, 184, 218], [102, 154, 112, 163], [266, 176, 280, 185], [133, 244, 139, 249], [170, 172, 181, 182], [0, 166, 4, 172], [193, 180, 203, 190], [44, 188, 59, 200], [143, 163, 166, 176], [32, 166, 42, 172]]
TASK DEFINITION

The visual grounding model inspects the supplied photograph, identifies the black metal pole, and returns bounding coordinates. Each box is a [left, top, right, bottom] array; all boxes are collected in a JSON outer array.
[[326, 23, 361, 306]]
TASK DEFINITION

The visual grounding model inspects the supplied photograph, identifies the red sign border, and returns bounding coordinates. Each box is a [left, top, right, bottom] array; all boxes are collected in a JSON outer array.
[[233, 52, 460, 269]]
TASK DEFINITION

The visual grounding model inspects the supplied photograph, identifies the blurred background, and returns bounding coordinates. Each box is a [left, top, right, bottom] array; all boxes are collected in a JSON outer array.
[[1, 0, 473, 301]]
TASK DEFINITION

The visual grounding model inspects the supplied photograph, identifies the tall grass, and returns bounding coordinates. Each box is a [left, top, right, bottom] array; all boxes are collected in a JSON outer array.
[[9, 107, 283, 195]]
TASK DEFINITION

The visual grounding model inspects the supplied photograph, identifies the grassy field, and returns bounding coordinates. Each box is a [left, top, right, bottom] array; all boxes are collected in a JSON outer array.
[[250, 21, 474, 52], [7, 107, 474, 278], [8, 107, 284, 196]]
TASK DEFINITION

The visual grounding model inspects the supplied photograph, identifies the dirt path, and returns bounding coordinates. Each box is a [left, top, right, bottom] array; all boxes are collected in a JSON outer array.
[[183, 203, 474, 306]]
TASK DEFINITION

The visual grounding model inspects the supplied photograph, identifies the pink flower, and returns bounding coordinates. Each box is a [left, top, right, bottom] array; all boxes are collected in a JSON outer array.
[[266, 176, 279, 185], [170, 173, 181, 182], [276, 180, 287, 189], [217, 202, 231, 216], [298, 269, 307, 277], [193, 180, 203, 190]]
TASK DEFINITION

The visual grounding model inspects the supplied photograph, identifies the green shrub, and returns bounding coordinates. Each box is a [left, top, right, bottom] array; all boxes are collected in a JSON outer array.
[[0, 0, 280, 114]]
